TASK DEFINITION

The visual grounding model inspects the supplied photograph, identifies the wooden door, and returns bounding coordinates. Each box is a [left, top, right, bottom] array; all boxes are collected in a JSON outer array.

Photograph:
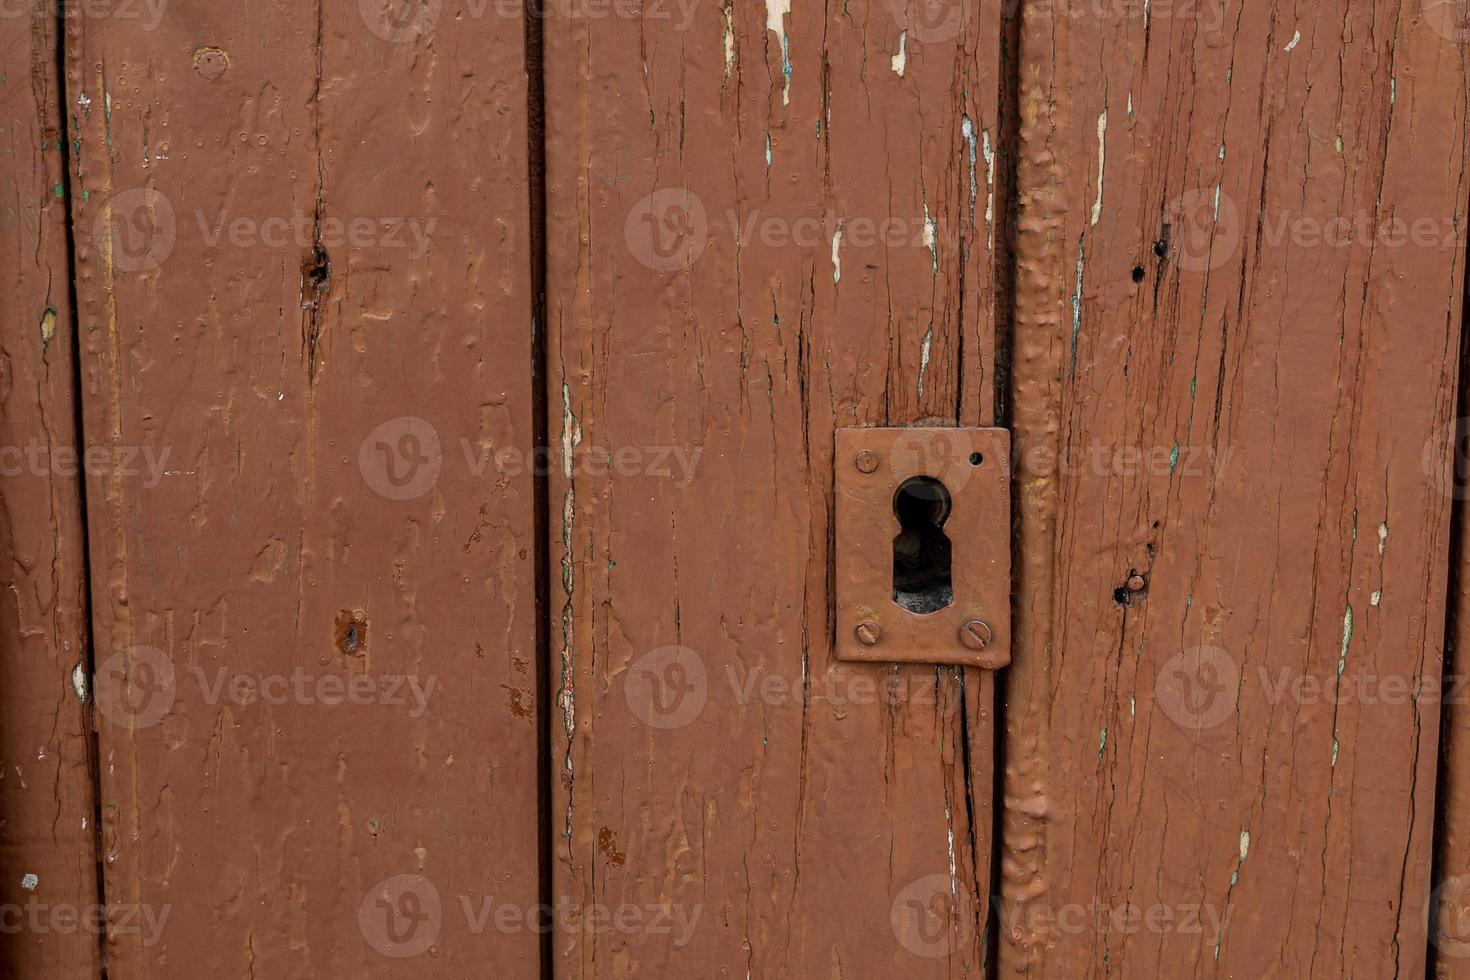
[[5, 0, 1470, 977]]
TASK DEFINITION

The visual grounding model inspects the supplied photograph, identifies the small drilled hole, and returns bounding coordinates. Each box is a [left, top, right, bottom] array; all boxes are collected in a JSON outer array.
[[969, 452, 983, 466], [1131, 265, 1145, 283]]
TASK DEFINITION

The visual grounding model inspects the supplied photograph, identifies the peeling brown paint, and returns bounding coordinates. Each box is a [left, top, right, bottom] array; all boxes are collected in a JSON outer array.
[[0, 8, 102, 979], [1003, 4, 1469, 977], [57, 2, 543, 975]]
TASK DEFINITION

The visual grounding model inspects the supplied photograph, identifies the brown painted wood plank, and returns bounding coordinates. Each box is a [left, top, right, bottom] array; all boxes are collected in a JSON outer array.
[[543, 0, 1004, 974], [0, 9, 103, 978], [1003, 3, 1470, 976], [62, 4, 542, 975]]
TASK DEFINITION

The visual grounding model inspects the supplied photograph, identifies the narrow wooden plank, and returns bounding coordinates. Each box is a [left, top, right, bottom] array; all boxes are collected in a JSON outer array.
[[0, 8, 103, 978], [544, 0, 1003, 974], [62, 4, 542, 975], [1002, 2, 1470, 976], [1438, 411, 1470, 976]]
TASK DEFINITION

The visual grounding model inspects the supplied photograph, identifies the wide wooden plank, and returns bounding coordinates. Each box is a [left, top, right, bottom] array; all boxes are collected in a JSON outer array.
[[544, 0, 1004, 974], [63, 3, 541, 975], [1002, 2, 1470, 976], [0, 9, 102, 978]]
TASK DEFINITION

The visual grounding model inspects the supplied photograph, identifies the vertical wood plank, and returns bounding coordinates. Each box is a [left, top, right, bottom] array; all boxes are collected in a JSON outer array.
[[62, 2, 542, 975], [0, 8, 102, 978], [1003, 1, 1470, 975], [543, 0, 1004, 974]]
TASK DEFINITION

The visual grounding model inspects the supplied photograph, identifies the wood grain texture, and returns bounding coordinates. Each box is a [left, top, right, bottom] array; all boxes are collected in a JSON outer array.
[[1002, 1, 1470, 976], [62, 3, 541, 975], [0, 8, 102, 978], [543, 0, 1004, 974]]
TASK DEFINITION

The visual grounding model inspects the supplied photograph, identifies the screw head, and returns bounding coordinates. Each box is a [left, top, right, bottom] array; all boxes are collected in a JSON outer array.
[[854, 450, 881, 474], [1127, 573, 1147, 592], [959, 620, 993, 651], [855, 621, 882, 646]]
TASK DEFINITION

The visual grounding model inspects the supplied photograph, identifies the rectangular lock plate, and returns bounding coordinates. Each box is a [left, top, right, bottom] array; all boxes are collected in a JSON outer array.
[[835, 427, 1011, 668]]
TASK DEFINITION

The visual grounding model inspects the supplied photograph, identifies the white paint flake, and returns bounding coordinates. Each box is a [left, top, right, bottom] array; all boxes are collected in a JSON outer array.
[[723, 5, 736, 75], [21, 874, 37, 891], [891, 30, 907, 76], [961, 116, 978, 227], [765, 0, 792, 105], [1090, 110, 1107, 226], [1378, 522, 1388, 554], [982, 128, 996, 241], [831, 222, 843, 283], [922, 203, 937, 273], [917, 329, 932, 398], [1239, 831, 1251, 860], [1284, 30, 1301, 52], [72, 663, 87, 703], [560, 384, 582, 479]]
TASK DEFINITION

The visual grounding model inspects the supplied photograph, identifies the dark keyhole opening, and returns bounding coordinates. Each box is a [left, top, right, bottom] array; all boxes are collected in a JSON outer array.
[[892, 476, 954, 614]]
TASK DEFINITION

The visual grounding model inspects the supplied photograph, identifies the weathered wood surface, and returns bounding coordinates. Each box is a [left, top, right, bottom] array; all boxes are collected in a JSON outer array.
[[1004, 1, 1470, 976], [62, 3, 542, 975], [544, 0, 1005, 973], [0, 8, 102, 978]]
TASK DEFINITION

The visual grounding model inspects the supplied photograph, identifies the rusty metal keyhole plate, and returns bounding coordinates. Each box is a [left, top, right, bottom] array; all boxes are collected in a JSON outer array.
[[835, 427, 1011, 668]]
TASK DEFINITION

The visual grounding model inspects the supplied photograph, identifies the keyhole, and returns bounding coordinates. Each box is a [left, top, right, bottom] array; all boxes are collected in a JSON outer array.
[[892, 476, 954, 614]]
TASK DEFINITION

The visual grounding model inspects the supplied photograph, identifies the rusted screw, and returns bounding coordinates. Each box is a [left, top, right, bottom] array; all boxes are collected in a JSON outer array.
[[855, 621, 883, 646], [1127, 573, 1147, 592], [854, 450, 881, 474], [959, 620, 993, 651]]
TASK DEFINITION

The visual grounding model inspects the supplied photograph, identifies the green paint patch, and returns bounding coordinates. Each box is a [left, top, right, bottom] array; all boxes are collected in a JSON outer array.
[[54, 183, 63, 199]]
